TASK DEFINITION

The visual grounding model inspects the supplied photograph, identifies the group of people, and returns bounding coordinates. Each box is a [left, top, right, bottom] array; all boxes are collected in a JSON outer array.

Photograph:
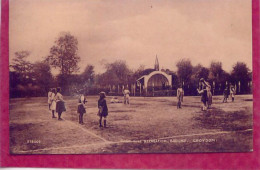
[[177, 78, 236, 111], [48, 88, 109, 128], [48, 78, 237, 127], [47, 87, 66, 120], [223, 85, 236, 103]]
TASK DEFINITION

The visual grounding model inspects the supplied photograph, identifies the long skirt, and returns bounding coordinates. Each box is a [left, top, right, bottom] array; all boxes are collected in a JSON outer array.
[[56, 101, 66, 113]]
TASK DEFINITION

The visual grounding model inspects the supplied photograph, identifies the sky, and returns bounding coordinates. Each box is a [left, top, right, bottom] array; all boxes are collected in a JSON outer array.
[[9, 0, 252, 74]]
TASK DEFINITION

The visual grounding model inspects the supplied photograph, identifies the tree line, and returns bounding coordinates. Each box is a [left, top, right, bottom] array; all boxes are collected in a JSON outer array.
[[9, 32, 252, 98]]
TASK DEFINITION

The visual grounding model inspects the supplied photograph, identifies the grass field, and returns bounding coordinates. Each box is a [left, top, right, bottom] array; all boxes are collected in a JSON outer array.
[[9, 95, 253, 154]]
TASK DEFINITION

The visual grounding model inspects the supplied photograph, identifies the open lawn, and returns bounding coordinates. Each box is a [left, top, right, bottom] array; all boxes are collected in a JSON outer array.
[[9, 95, 253, 154]]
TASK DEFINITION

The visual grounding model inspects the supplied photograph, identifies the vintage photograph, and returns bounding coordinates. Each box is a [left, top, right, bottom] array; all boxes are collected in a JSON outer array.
[[9, 0, 253, 154]]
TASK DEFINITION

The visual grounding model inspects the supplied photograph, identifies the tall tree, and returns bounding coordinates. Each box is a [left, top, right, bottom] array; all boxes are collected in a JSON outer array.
[[98, 60, 132, 86], [176, 59, 193, 83], [46, 32, 80, 75], [208, 61, 223, 82], [10, 51, 33, 84], [230, 62, 251, 93], [32, 61, 53, 93]]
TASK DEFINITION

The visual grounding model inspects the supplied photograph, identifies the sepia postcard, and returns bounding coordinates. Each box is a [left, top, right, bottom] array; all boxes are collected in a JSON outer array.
[[8, 0, 253, 155]]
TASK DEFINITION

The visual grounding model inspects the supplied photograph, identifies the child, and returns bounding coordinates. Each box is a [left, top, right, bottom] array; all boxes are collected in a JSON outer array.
[[50, 88, 57, 118], [176, 85, 184, 109], [123, 88, 130, 104], [48, 88, 52, 110], [223, 87, 229, 103], [98, 92, 108, 128], [56, 87, 66, 120], [77, 93, 87, 124], [197, 78, 208, 111], [230, 85, 236, 102]]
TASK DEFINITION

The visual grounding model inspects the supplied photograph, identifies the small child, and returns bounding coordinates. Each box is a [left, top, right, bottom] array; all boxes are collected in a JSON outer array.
[[50, 88, 57, 118], [223, 87, 229, 103], [48, 88, 52, 110], [98, 92, 108, 128], [77, 93, 87, 124]]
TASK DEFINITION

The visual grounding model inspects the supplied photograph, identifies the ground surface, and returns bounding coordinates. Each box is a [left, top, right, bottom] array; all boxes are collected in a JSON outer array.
[[9, 95, 253, 154]]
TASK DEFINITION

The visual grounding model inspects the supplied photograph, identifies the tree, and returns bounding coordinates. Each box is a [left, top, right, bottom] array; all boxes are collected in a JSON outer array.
[[31, 61, 53, 94], [98, 60, 132, 86], [46, 32, 80, 75], [176, 59, 193, 83], [81, 65, 95, 83], [10, 51, 33, 83], [208, 61, 223, 82], [230, 62, 251, 93]]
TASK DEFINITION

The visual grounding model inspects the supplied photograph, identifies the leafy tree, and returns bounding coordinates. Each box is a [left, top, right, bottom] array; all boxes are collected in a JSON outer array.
[[46, 32, 80, 75], [176, 59, 193, 83], [81, 65, 95, 83], [208, 61, 223, 82], [230, 62, 251, 93], [98, 60, 132, 86], [31, 61, 53, 94], [10, 51, 33, 83]]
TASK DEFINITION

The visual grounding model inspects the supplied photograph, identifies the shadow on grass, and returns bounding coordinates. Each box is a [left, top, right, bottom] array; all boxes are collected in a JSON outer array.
[[193, 107, 252, 131]]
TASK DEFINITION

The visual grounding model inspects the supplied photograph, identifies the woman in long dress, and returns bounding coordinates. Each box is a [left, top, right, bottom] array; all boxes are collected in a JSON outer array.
[[197, 78, 208, 111], [56, 87, 66, 120]]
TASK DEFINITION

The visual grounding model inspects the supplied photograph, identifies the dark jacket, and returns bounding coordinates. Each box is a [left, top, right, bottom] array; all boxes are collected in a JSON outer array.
[[98, 98, 108, 117]]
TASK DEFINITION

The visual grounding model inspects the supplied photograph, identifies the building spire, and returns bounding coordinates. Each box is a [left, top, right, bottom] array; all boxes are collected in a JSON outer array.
[[155, 54, 159, 71]]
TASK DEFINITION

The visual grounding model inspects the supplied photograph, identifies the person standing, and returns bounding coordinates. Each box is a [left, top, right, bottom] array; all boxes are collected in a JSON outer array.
[[77, 93, 87, 124], [230, 85, 236, 102], [176, 85, 184, 109], [56, 87, 66, 120], [204, 81, 212, 108], [197, 78, 208, 111], [223, 87, 229, 103], [98, 92, 108, 128], [123, 88, 130, 105], [50, 88, 57, 118], [48, 88, 52, 110]]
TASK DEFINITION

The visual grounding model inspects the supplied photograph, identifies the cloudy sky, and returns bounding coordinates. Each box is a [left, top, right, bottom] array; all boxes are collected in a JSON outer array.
[[9, 0, 252, 74]]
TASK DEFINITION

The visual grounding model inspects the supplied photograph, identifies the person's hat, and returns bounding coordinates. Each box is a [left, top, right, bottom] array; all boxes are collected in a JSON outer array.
[[99, 91, 106, 97]]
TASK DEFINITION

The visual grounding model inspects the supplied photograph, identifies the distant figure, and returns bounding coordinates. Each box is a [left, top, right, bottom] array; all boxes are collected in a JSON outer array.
[[77, 93, 87, 124], [223, 87, 229, 103], [110, 96, 121, 103], [230, 85, 236, 102], [123, 88, 130, 105], [204, 81, 212, 108], [98, 92, 108, 128], [56, 87, 66, 120], [197, 78, 208, 111], [176, 85, 184, 109], [50, 88, 57, 118], [48, 88, 52, 110]]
